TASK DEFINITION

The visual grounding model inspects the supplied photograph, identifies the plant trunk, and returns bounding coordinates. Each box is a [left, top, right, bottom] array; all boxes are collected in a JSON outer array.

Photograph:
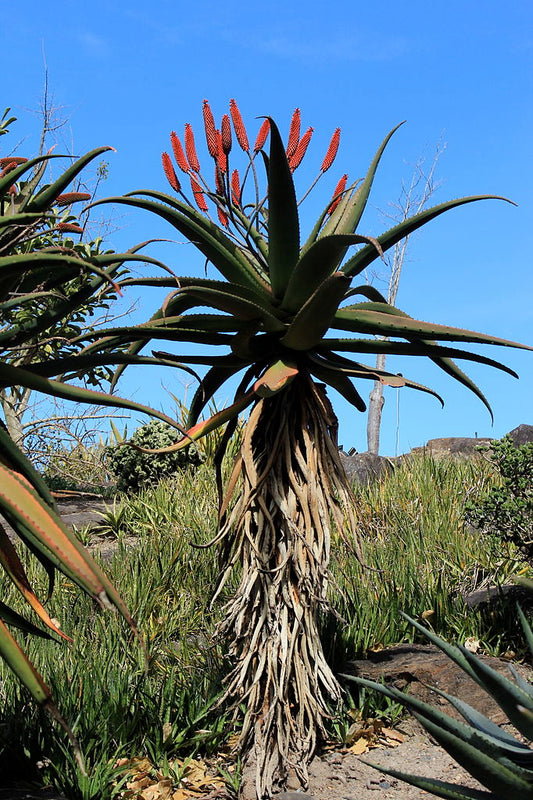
[[366, 354, 387, 455], [213, 374, 361, 799]]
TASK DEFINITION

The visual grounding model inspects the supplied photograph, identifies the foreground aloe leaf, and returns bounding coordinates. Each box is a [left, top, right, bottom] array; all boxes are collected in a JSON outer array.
[[344, 610, 533, 799]]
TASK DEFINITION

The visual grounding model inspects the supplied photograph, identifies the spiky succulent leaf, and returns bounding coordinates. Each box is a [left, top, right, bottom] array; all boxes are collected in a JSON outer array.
[[265, 118, 300, 297]]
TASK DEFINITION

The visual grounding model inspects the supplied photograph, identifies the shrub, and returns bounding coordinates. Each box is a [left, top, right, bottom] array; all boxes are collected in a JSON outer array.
[[465, 435, 533, 562], [105, 419, 205, 493]]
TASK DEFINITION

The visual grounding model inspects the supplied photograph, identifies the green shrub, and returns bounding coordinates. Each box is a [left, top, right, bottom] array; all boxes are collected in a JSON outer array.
[[105, 420, 205, 493], [465, 435, 533, 562]]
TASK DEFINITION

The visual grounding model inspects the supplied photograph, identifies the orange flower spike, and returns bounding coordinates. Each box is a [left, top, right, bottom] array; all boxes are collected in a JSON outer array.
[[229, 99, 250, 152], [221, 114, 232, 155], [327, 173, 348, 215], [231, 169, 241, 207], [286, 108, 301, 160], [289, 126, 314, 171], [253, 119, 270, 152], [55, 192, 92, 206], [0, 156, 28, 168], [56, 222, 84, 234], [217, 206, 229, 228], [0, 161, 19, 178], [215, 130, 228, 174], [203, 100, 218, 159], [170, 131, 190, 173], [321, 128, 341, 172], [184, 123, 201, 173], [162, 152, 181, 192], [190, 175, 208, 211]]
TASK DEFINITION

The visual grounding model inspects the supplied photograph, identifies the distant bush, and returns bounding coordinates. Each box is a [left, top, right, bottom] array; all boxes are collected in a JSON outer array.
[[105, 419, 205, 493], [465, 435, 533, 561]]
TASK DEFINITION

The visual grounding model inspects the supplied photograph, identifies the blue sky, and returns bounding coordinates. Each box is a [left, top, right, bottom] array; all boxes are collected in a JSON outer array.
[[3, 1, 532, 455]]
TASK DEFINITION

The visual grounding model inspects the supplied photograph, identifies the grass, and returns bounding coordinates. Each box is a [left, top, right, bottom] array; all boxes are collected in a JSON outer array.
[[1, 454, 531, 797]]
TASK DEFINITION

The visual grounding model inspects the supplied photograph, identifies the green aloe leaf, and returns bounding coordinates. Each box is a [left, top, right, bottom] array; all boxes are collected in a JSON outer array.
[[332, 307, 533, 350], [281, 272, 351, 350], [266, 118, 300, 298], [319, 338, 519, 377], [254, 359, 299, 398], [186, 360, 248, 427], [518, 606, 533, 658], [429, 688, 533, 762], [91, 194, 268, 294], [309, 350, 444, 405], [0, 600, 55, 640], [0, 618, 51, 705], [0, 424, 55, 506], [281, 234, 381, 313], [306, 359, 366, 411], [342, 195, 514, 278], [429, 354, 495, 421], [413, 713, 533, 796], [24, 147, 114, 212], [173, 284, 285, 331], [0, 525, 71, 640], [362, 763, 504, 800], [0, 363, 185, 431], [321, 122, 405, 239], [457, 646, 533, 738], [0, 152, 64, 197]]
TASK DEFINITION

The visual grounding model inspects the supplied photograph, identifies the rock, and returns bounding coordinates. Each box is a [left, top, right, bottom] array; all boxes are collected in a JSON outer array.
[[344, 642, 533, 726], [411, 437, 492, 459], [339, 451, 395, 485], [506, 424, 533, 447]]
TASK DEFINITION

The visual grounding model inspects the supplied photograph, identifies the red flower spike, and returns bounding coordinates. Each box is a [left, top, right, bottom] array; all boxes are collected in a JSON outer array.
[[203, 100, 218, 159], [0, 156, 28, 168], [184, 124, 200, 173], [321, 128, 341, 172], [8, 185, 17, 196], [221, 114, 232, 155], [327, 174, 348, 215], [190, 175, 208, 211], [229, 99, 250, 152], [215, 130, 228, 173], [55, 192, 92, 206], [253, 119, 270, 152], [0, 161, 19, 178], [214, 165, 225, 195], [289, 127, 314, 171], [231, 169, 241, 207], [162, 152, 181, 192], [286, 109, 301, 160], [56, 222, 84, 234], [217, 206, 229, 227], [170, 132, 190, 173]]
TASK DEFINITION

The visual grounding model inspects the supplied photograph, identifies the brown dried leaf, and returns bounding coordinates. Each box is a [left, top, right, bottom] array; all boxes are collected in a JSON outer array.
[[346, 737, 369, 755]]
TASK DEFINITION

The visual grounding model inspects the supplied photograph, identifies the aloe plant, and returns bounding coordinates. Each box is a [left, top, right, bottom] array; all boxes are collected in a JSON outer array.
[[82, 101, 530, 797], [345, 610, 533, 799], [0, 129, 189, 758]]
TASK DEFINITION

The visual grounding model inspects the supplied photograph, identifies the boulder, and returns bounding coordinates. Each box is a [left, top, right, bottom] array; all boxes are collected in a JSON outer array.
[[412, 437, 492, 459], [339, 451, 395, 485], [506, 424, 533, 447], [344, 642, 533, 725]]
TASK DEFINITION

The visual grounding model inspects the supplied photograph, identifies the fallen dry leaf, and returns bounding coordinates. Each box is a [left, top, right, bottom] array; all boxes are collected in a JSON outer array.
[[346, 737, 369, 755]]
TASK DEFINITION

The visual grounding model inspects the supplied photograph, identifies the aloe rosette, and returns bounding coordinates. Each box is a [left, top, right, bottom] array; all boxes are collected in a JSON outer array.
[[81, 101, 530, 797], [346, 610, 533, 800]]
